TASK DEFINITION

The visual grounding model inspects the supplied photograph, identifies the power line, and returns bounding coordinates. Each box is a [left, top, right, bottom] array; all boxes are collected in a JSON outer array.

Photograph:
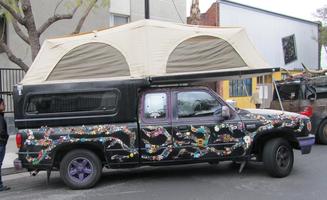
[[171, 0, 185, 23]]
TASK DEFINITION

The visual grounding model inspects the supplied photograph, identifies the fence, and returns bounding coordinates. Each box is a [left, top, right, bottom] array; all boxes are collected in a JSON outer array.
[[0, 68, 25, 113]]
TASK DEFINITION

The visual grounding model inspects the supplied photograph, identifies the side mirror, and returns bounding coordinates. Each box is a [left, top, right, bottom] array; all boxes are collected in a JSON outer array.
[[222, 105, 230, 119]]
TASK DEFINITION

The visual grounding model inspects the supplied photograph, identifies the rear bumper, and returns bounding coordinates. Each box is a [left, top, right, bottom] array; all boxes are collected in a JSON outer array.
[[297, 134, 315, 154]]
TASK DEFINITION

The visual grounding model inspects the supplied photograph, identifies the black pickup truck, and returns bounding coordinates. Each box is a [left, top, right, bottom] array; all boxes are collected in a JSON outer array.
[[13, 79, 314, 189]]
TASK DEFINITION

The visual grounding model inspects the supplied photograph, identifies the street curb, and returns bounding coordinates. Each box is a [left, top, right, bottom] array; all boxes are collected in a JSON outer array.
[[2, 167, 27, 176]]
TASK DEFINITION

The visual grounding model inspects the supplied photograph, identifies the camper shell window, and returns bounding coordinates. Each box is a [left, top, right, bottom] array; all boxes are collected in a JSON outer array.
[[274, 84, 301, 100], [25, 90, 119, 115]]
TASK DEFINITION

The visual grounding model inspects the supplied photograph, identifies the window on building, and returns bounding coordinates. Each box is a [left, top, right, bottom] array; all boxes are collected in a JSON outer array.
[[144, 93, 167, 119], [0, 15, 7, 53], [282, 34, 297, 64], [229, 78, 252, 97], [177, 91, 221, 118], [257, 75, 272, 84], [26, 91, 119, 114], [110, 14, 129, 26]]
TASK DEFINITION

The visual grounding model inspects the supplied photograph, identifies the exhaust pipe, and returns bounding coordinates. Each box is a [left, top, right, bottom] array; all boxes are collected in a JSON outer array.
[[30, 170, 39, 176]]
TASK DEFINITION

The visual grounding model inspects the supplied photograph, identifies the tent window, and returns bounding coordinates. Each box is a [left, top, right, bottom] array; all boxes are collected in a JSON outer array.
[[47, 43, 130, 81], [166, 36, 246, 74]]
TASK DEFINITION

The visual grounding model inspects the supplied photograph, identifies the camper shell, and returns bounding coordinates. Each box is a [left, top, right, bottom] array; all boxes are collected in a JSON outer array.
[[14, 79, 149, 128], [13, 20, 314, 190]]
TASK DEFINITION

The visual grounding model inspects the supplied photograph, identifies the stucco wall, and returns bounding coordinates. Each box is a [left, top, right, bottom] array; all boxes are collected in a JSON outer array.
[[131, 0, 186, 23]]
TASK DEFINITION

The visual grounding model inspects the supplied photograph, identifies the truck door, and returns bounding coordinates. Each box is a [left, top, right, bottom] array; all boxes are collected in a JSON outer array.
[[171, 88, 245, 161], [139, 89, 173, 162]]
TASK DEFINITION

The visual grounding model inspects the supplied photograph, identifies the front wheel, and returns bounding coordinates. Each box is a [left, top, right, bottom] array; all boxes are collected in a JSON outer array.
[[60, 149, 102, 189], [263, 138, 294, 178]]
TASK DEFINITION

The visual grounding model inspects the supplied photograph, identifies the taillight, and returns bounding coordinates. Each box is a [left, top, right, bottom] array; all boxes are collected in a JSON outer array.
[[16, 133, 22, 148], [300, 105, 313, 117]]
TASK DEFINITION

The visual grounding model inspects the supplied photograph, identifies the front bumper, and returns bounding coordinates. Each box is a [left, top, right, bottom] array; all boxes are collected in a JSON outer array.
[[297, 134, 315, 154]]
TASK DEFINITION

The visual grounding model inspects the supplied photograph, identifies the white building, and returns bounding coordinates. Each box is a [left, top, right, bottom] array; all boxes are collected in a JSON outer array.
[[219, 0, 320, 70], [0, 0, 186, 69]]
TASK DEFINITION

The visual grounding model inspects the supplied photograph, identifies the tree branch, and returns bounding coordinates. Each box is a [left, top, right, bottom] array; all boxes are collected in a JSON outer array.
[[0, 41, 29, 71], [38, 4, 81, 36], [12, 19, 30, 44], [0, 0, 25, 25], [72, 0, 97, 34]]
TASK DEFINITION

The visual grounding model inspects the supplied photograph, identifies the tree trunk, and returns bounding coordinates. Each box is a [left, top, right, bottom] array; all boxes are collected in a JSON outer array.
[[73, 0, 97, 34], [21, 0, 40, 61]]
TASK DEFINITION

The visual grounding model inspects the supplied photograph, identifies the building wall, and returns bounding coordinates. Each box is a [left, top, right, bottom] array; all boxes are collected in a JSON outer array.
[[221, 72, 282, 109], [199, 2, 219, 26], [220, 1, 319, 70], [222, 77, 257, 108], [0, 0, 186, 69], [131, 0, 186, 23]]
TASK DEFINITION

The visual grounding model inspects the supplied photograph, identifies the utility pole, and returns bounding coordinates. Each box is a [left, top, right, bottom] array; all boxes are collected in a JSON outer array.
[[145, 0, 150, 19]]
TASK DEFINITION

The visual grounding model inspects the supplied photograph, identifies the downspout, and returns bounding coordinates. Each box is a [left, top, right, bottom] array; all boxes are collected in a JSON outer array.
[[145, 0, 150, 19]]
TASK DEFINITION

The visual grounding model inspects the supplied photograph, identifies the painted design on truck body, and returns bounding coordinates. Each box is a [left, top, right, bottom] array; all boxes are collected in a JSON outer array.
[[21, 110, 309, 165]]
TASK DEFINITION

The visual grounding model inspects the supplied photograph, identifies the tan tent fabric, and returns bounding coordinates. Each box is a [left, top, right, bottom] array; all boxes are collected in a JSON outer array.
[[21, 20, 273, 85], [167, 36, 246, 73], [47, 43, 129, 80]]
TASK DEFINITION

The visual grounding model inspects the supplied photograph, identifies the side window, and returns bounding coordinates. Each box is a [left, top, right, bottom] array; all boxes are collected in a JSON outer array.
[[144, 93, 167, 119], [26, 91, 118, 114], [177, 91, 221, 118]]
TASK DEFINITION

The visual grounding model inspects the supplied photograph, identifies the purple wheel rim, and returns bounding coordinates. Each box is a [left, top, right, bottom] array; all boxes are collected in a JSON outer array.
[[68, 157, 94, 183]]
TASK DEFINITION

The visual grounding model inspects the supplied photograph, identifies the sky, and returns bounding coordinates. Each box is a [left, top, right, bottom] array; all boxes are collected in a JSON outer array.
[[186, 0, 327, 21]]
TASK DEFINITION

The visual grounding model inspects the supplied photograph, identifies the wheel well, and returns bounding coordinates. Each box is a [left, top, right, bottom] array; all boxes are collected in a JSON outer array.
[[53, 143, 106, 168], [251, 131, 298, 161]]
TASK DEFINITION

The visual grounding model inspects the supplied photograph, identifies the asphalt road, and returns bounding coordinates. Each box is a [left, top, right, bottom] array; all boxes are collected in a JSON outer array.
[[1, 145, 326, 200]]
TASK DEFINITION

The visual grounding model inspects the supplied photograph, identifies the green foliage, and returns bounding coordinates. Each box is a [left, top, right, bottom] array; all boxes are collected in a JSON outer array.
[[315, 6, 327, 51], [320, 26, 327, 47], [316, 6, 327, 24], [0, 0, 22, 22]]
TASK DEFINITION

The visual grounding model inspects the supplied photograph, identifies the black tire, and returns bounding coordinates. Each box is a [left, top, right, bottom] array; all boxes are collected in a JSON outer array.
[[318, 120, 327, 145], [263, 138, 294, 178], [60, 149, 102, 189]]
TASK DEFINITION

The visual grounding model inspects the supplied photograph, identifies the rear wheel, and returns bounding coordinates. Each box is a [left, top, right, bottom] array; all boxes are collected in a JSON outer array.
[[263, 138, 294, 178], [60, 149, 102, 189], [318, 120, 327, 145]]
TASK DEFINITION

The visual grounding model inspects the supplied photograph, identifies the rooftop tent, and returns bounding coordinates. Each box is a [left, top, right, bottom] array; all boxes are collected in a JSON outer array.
[[21, 19, 276, 85]]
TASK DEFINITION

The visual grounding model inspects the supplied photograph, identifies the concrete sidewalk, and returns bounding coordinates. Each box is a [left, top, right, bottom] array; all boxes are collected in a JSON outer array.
[[2, 135, 23, 175]]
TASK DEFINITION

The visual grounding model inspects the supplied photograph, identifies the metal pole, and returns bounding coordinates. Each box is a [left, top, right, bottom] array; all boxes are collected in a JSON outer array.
[[145, 0, 150, 19], [272, 77, 284, 112]]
